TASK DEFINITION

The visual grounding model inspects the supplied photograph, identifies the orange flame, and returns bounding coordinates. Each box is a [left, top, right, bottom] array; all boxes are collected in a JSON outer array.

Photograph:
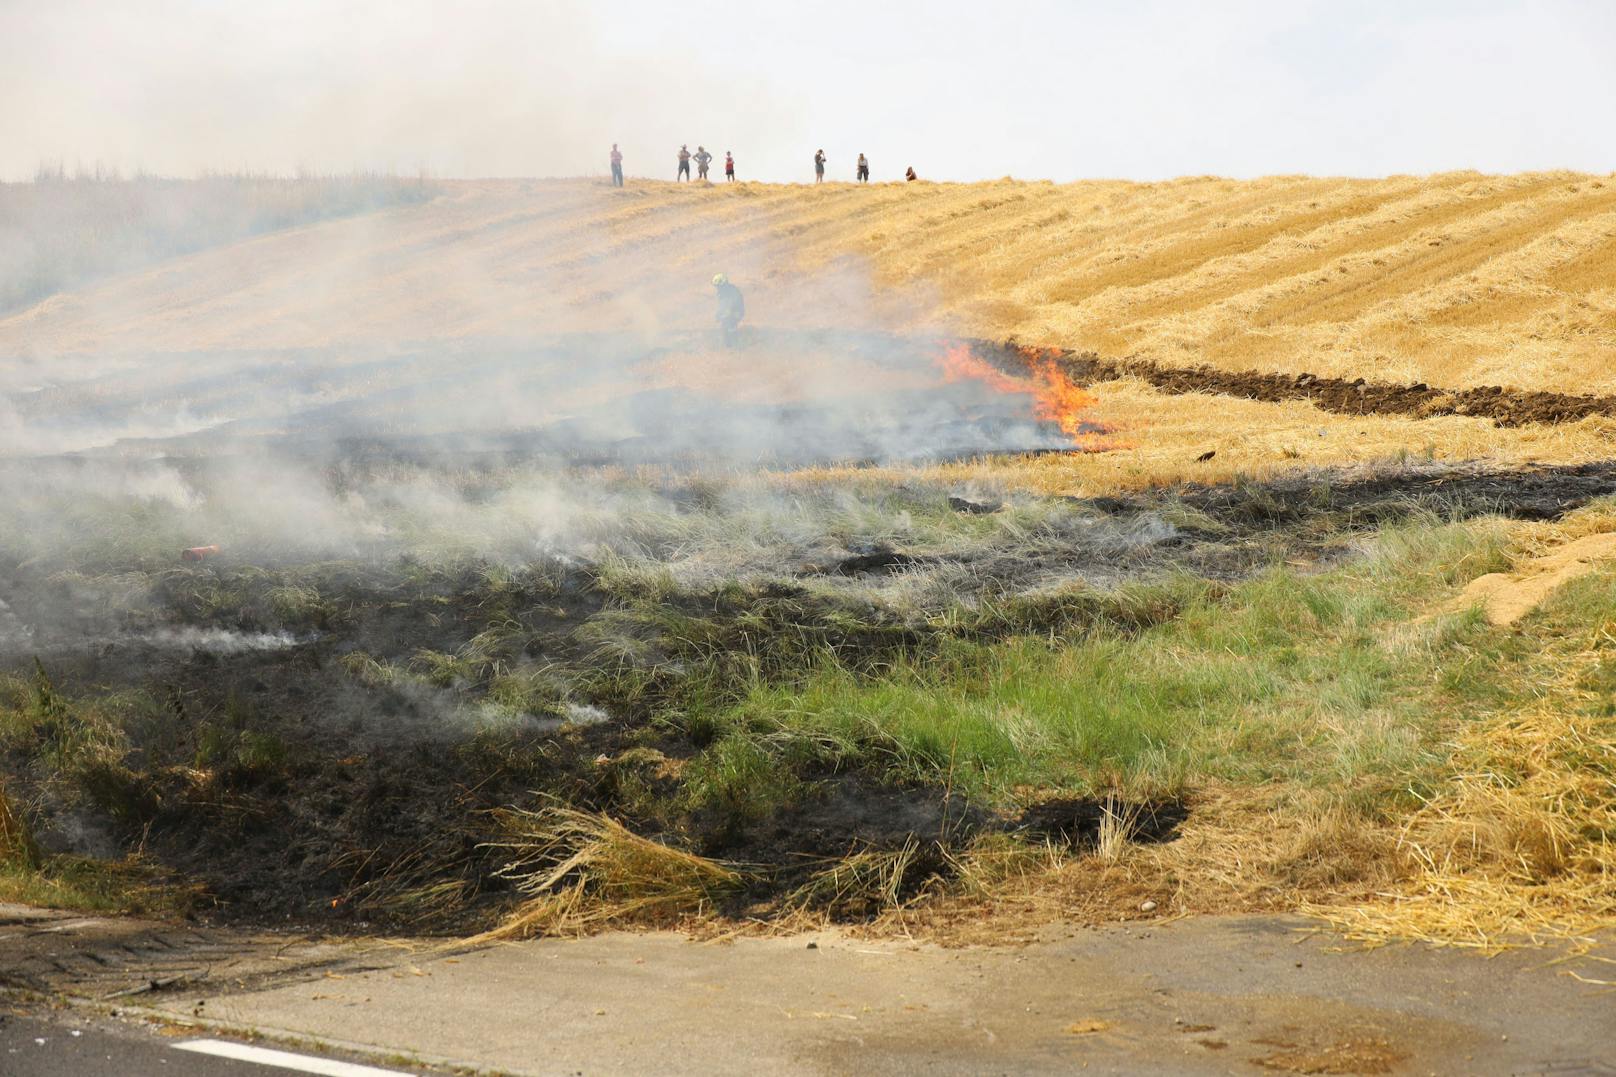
[[936, 342, 1118, 448]]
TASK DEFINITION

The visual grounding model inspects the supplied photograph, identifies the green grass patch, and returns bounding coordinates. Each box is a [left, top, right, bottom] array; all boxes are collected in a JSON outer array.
[[683, 518, 1516, 810]]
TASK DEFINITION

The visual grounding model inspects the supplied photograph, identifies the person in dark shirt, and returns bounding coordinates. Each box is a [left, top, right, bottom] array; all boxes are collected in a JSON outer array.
[[677, 145, 691, 181], [905, 166, 918, 182], [712, 273, 745, 348], [814, 149, 826, 184], [609, 144, 624, 187], [856, 153, 869, 183]]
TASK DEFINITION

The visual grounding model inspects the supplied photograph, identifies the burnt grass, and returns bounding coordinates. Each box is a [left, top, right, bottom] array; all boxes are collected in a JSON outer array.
[[2, 460, 1614, 932]]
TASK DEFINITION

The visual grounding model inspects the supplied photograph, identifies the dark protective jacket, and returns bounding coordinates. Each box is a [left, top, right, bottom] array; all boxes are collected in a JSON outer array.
[[715, 281, 745, 323]]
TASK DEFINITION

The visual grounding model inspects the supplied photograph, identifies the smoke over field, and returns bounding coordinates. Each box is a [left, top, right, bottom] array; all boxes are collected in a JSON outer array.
[[1, 176, 1614, 952], [0, 175, 1141, 927]]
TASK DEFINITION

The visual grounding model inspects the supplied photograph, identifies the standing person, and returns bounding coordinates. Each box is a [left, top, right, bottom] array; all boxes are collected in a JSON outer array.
[[712, 273, 745, 349], [694, 146, 713, 180], [724, 151, 735, 181], [856, 153, 869, 183], [814, 149, 826, 184], [677, 145, 691, 181], [609, 144, 624, 187]]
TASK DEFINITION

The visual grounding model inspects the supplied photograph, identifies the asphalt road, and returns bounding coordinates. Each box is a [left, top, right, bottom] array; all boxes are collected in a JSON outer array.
[[0, 1012, 423, 1076]]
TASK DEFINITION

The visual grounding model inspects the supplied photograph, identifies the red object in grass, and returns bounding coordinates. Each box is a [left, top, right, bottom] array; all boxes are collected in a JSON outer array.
[[181, 545, 220, 562]]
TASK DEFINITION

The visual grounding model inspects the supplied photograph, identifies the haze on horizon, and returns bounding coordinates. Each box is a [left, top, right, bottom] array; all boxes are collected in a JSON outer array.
[[2, 0, 1613, 184]]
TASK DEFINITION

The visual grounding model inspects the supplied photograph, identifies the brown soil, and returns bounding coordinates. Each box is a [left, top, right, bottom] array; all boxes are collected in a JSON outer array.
[[980, 339, 1616, 427], [1439, 530, 1616, 624]]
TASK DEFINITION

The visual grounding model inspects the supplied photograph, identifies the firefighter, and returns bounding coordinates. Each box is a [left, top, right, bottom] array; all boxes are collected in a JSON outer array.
[[712, 273, 745, 348]]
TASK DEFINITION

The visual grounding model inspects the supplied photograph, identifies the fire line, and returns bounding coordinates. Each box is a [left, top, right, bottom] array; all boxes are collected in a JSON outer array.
[[935, 341, 1121, 449]]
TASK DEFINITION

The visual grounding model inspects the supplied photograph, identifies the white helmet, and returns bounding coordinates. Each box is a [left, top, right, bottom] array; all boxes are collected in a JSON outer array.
[[712, 273, 728, 286]]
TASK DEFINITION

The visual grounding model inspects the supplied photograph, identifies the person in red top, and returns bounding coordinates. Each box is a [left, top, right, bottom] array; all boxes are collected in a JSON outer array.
[[609, 144, 624, 187], [724, 152, 735, 182]]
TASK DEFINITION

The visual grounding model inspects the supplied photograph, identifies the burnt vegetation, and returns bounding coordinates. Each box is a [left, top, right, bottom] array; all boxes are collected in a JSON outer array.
[[3, 460, 1611, 932]]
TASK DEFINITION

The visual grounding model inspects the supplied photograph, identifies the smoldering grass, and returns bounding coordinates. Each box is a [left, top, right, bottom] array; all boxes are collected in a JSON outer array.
[[266, 584, 328, 623], [589, 553, 683, 604], [484, 668, 571, 718], [453, 620, 526, 681], [341, 651, 398, 688], [409, 649, 472, 688]]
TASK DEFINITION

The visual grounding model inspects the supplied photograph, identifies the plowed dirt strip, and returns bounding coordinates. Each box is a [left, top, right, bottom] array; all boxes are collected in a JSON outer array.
[[983, 341, 1616, 427]]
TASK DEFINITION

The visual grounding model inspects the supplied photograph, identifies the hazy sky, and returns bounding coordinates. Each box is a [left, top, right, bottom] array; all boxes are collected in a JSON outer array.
[[3, 0, 1613, 182]]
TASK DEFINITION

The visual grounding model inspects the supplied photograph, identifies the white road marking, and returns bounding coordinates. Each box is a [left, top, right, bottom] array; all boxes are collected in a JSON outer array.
[[174, 1038, 410, 1076]]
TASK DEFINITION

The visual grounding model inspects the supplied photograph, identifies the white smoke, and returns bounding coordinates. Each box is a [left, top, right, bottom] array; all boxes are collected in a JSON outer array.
[[137, 626, 302, 653]]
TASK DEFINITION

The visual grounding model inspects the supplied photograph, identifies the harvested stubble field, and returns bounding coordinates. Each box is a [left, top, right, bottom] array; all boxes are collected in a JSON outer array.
[[8, 171, 1616, 396], [1, 174, 1614, 955]]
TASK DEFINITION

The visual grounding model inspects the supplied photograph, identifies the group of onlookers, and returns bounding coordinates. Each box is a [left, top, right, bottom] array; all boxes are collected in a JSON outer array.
[[813, 151, 911, 183], [607, 144, 917, 186], [672, 145, 734, 182]]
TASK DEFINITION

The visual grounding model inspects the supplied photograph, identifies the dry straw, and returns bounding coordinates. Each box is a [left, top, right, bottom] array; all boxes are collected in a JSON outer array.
[[0, 784, 41, 869], [476, 805, 744, 940], [1312, 669, 1616, 954], [1315, 512, 1616, 953]]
